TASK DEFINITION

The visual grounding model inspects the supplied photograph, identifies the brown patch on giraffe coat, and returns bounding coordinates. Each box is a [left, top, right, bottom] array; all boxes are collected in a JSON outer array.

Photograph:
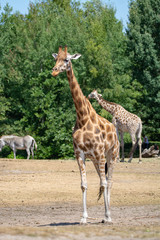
[[79, 110, 83, 116], [76, 119, 83, 128], [99, 120, 105, 130], [79, 122, 83, 128], [87, 106, 90, 114], [79, 144, 87, 152], [100, 154, 105, 160], [81, 118, 88, 126], [95, 136, 100, 142], [76, 113, 80, 119], [106, 125, 111, 132], [111, 124, 115, 132], [102, 132, 106, 139], [83, 132, 93, 143], [94, 143, 98, 149], [96, 155, 100, 161], [107, 133, 113, 142], [105, 143, 109, 151], [94, 151, 99, 157], [94, 126, 100, 134], [74, 89, 78, 97], [83, 108, 87, 116], [87, 120, 93, 131], [74, 102, 78, 110], [73, 141, 78, 149], [99, 144, 104, 151], [90, 112, 97, 124], [85, 142, 93, 150], [77, 98, 82, 108], [73, 130, 82, 143], [71, 82, 76, 89]]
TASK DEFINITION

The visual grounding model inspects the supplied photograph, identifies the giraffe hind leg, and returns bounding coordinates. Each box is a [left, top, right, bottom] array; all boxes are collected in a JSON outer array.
[[102, 144, 118, 223], [101, 154, 113, 223]]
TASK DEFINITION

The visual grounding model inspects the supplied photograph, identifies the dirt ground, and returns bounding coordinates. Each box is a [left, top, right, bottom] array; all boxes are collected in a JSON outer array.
[[0, 157, 160, 240]]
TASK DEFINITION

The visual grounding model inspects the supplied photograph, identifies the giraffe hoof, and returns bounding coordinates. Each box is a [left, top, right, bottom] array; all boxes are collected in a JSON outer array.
[[80, 217, 87, 224], [102, 218, 112, 224], [120, 159, 125, 162]]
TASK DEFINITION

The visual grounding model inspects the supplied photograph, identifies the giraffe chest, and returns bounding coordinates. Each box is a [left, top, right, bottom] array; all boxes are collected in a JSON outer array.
[[73, 128, 104, 154], [72, 118, 117, 160]]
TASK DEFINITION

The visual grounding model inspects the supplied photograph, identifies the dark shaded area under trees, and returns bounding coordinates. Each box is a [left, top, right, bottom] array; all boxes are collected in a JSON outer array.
[[0, 0, 159, 159]]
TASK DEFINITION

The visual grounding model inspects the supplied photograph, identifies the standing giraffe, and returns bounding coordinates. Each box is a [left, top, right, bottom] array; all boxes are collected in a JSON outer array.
[[51, 46, 119, 224], [88, 90, 142, 163]]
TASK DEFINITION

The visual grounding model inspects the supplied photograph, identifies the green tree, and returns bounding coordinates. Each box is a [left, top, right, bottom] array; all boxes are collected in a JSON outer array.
[[81, 0, 141, 121], [127, 0, 160, 140], [0, 0, 138, 158]]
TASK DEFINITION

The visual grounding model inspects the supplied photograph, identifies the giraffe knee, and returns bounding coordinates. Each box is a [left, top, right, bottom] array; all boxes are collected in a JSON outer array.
[[81, 183, 87, 192]]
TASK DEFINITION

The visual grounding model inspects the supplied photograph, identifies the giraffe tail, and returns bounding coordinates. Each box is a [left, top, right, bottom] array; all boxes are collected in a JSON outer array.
[[105, 162, 108, 175], [97, 186, 105, 201], [97, 162, 108, 201]]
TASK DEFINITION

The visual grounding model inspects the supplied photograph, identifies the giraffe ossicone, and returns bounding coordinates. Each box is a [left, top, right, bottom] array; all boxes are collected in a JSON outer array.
[[88, 89, 142, 163], [52, 46, 119, 224]]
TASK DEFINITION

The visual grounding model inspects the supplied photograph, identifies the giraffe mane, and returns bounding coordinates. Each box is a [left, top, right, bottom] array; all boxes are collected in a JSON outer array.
[[99, 95, 118, 106], [85, 97, 97, 114]]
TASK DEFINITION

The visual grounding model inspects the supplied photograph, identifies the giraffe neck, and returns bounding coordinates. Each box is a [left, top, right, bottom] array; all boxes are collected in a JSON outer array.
[[96, 94, 117, 115], [66, 63, 90, 126]]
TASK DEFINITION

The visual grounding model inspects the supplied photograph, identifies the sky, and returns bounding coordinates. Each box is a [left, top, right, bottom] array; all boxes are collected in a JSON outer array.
[[0, 0, 129, 30]]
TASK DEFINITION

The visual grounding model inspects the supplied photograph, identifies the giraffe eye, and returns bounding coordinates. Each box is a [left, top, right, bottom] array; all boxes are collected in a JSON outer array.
[[64, 59, 69, 63]]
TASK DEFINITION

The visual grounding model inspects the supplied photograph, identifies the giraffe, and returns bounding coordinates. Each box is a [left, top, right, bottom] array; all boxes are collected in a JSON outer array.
[[88, 90, 142, 163], [51, 46, 119, 224]]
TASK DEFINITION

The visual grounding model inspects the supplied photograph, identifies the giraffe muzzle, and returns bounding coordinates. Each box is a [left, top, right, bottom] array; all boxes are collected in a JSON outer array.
[[52, 67, 60, 77]]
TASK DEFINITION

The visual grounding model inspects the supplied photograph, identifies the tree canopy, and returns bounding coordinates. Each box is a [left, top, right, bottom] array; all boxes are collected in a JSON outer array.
[[127, 0, 160, 140], [0, 0, 159, 159]]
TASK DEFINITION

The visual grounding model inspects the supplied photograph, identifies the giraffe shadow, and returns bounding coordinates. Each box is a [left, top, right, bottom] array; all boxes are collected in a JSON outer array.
[[38, 222, 79, 227]]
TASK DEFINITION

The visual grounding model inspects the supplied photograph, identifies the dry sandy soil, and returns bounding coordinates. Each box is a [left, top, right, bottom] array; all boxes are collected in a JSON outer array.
[[0, 157, 160, 240]]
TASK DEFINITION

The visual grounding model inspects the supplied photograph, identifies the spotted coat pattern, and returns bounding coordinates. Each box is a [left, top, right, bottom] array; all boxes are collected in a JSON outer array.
[[52, 46, 119, 224], [88, 90, 142, 162]]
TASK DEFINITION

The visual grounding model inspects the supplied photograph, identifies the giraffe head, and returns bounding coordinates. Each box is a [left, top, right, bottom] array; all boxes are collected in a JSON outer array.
[[88, 90, 102, 100], [52, 46, 81, 76]]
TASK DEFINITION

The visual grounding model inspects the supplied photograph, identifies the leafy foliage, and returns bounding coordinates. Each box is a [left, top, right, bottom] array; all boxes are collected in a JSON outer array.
[[127, 0, 160, 140], [0, 0, 158, 158]]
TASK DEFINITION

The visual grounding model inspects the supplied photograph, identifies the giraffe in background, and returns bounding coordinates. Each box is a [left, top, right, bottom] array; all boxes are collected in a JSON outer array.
[[52, 46, 119, 224], [88, 90, 142, 163]]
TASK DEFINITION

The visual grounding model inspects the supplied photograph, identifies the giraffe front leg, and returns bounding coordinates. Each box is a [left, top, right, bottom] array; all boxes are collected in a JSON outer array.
[[81, 185, 88, 224], [120, 132, 125, 162], [76, 152, 88, 224]]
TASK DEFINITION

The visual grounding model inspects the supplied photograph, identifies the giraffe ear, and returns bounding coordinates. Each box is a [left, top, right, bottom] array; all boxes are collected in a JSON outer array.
[[70, 54, 81, 60], [52, 53, 58, 59]]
